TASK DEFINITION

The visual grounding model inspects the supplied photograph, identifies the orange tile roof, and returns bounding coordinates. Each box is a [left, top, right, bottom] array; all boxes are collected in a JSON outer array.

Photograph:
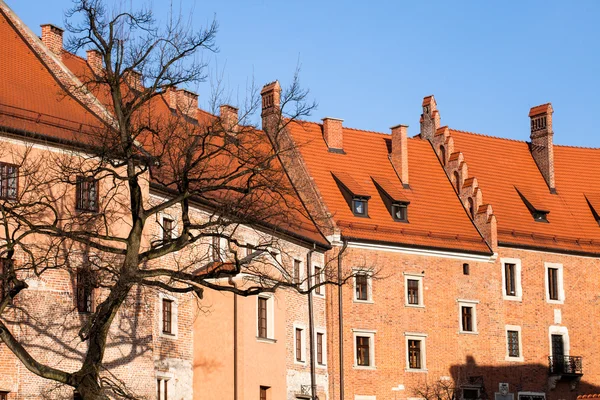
[[0, 8, 107, 144], [451, 129, 600, 255], [287, 121, 491, 254], [371, 175, 409, 203]]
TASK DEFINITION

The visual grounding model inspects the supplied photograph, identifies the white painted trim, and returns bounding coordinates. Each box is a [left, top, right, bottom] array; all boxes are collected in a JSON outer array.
[[500, 258, 522, 301], [457, 300, 478, 334], [544, 262, 565, 304], [158, 293, 178, 339], [505, 325, 523, 362], [344, 241, 496, 262], [404, 332, 427, 372], [293, 323, 307, 365], [353, 269, 373, 304], [256, 293, 275, 341], [404, 273, 424, 308], [352, 329, 376, 369], [548, 325, 570, 356], [499, 245, 600, 260]]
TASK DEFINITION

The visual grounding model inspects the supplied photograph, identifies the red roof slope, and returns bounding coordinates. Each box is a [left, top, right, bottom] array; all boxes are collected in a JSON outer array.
[[451, 130, 600, 254], [287, 121, 491, 254], [0, 8, 105, 143]]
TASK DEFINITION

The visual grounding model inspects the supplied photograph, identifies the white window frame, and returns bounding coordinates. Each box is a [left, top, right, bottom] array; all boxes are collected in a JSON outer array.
[[156, 370, 173, 400], [505, 324, 523, 362], [548, 325, 570, 356], [158, 293, 178, 339], [404, 272, 425, 308], [457, 299, 479, 334], [544, 262, 565, 304], [404, 332, 428, 372], [501, 258, 522, 301], [353, 269, 373, 304], [256, 293, 275, 343], [293, 323, 307, 365], [313, 264, 325, 298], [352, 329, 376, 369], [160, 213, 178, 241], [315, 327, 327, 368], [292, 258, 304, 285]]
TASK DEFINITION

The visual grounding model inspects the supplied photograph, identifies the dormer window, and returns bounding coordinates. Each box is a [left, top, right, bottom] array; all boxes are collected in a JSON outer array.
[[371, 176, 410, 223], [515, 186, 549, 223], [584, 194, 600, 226], [331, 171, 370, 218]]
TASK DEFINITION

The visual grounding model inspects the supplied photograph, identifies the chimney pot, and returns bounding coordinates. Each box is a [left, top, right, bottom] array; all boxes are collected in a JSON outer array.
[[124, 70, 143, 91], [322, 117, 344, 152], [390, 124, 409, 188], [260, 80, 282, 136], [86, 50, 103, 75], [40, 24, 64, 57], [220, 104, 239, 133], [529, 103, 555, 193], [166, 87, 198, 118]]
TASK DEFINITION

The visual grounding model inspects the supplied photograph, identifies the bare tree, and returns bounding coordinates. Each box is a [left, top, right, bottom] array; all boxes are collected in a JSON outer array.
[[412, 378, 458, 400], [0, 0, 359, 398]]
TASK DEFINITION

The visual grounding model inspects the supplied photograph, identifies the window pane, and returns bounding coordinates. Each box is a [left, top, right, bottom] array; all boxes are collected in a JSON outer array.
[[163, 218, 173, 240], [505, 263, 516, 296], [548, 268, 558, 300], [408, 339, 421, 369], [76, 176, 98, 212], [317, 333, 324, 365], [355, 274, 368, 300], [407, 279, 419, 305], [294, 260, 301, 284], [353, 199, 366, 215], [0, 163, 18, 200], [295, 328, 302, 361], [462, 306, 473, 332], [315, 267, 322, 294], [258, 298, 268, 338], [356, 336, 370, 366], [162, 299, 172, 334], [507, 330, 520, 357]]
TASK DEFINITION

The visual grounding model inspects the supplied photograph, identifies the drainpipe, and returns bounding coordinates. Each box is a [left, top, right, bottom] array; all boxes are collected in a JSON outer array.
[[338, 240, 347, 400], [230, 278, 238, 400], [307, 246, 317, 399]]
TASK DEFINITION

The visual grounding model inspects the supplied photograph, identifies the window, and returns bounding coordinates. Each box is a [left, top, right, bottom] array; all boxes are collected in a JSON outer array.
[[353, 329, 375, 368], [404, 273, 424, 307], [353, 198, 368, 216], [440, 145, 446, 166], [256, 295, 274, 341], [545, 262, 564, 303], [157, 378, 169, 400], [501, 258, 522, 301], [293, 259, 301, 284], [0, 162, 18, 200], [260, 386, 269, 400], [468, 197, 475, 219], [317, 332, 325, 365], [392, 203, 408, 222], [76, 269, 93, 313], [0, 391, 8, 400], [462, 388, 480, 400], [314, 266, 323, 295], [294, 326, 305, 363], [453, 171, 461, 192], [356, 336, 370, 366], [518, 393, 545, 400], [463, 263, 470, 275], [458, 300, 478, 334], [505, 325, 523, 361], [75, 176, 98, 212], [354, 272, 371, 302], [404, 332, 427, 371], [162, 299, 173, 334], [162, 218, 174, 241]]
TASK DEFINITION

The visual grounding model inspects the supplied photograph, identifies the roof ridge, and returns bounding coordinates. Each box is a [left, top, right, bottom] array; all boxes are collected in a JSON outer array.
[[449, 128, 527, 144]]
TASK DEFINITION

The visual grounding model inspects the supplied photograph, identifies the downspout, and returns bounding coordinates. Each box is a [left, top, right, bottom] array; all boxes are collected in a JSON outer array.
[[307, 245, 317, 399], [338, 240, 347, 400], [229, 278, 238, 400]]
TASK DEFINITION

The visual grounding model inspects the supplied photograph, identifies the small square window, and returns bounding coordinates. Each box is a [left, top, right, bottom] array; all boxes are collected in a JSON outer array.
[[75, 176, 99, 212], [162, 218, 174, 241], [392, 203, 408, 222], [354, 273, 371, 302], [463, 263, 470, 275], [352, 199, 367, 216]]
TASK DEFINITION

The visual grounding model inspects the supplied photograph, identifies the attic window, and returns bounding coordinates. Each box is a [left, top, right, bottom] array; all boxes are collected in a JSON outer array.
[[515, 186, 549, 223], [371, 176, 410, 223], [331, 171, 370, 218]]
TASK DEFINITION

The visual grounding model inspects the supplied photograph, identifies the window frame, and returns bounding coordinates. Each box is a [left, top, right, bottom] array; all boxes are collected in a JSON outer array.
[[293, 323, 306, 364], [353, 270, 372, 303], [256, 294, 275, 342], [75, 176, 99, 213], [259, 386, 270, 400], [159, 293, 178, 339], [162, 217, 174, 241], [352, 198, 368, 217], [404, 332, 428, 372], [501, 258, 522, 301], [391, 203, 408, 222], [457, 299, 479, 334], [404, 272, 424, 308], [314, 265, 324, 297], [293, 259, 302, 284], [544, 262, 564, 304], [505, 325, 523, 362], [0, 162, 18, 200], [352, 329, 376, 369], [156, 372, 172, 400], [315, 328, 327, 367], [548, 325, 570, 358]]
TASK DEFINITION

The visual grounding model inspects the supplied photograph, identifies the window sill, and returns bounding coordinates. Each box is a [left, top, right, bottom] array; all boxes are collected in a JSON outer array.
[[405, 304, 425, 309], [459, 330, 478, 335], [546, 299, 564, 305], [405, 368, 428, 373], [353, 299, 374, 304], [503, 295, 522, 302], [314, 293, 325, 299], [505, 356, 524, 362], [353, 365, 377, 370], [294, 360, 307, 366], [256, 336, 277, 344], [159, 332, 178, 340], [317, 363, 327, 369]]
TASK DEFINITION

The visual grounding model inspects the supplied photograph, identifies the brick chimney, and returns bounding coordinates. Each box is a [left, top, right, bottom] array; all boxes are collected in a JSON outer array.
[[529, 103, 555, 193], [165, 87, 198, 118], [220, 104, 239, 133], [260, 81, 281, 136], [40, 24, 64, 58], [322, 118, 344, 153], [86, 50, 103, 75], [420, 95, 440, 141], [124, 70, 143, 91], [390, 124, 409, 188]]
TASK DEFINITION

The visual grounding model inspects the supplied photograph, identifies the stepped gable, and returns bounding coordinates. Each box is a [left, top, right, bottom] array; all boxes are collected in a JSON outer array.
[[286, 119, 491, 255]]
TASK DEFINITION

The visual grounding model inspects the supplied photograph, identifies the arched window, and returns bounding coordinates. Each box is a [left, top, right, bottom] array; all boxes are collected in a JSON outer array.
[[454, 171, 461, 192], [439, 145, 446, 166], [468, 197, 475, 219]]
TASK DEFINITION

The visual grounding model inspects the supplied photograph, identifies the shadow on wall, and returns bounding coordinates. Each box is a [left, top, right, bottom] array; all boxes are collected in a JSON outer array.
[[446, 356, 600, 400]]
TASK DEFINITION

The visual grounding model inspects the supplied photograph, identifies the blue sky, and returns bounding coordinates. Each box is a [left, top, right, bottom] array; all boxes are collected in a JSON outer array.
[[8, 0, 600, 146]]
